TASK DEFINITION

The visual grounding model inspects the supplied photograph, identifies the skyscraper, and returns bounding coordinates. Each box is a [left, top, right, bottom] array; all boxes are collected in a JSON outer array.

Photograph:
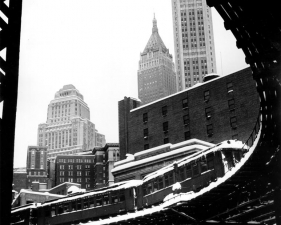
[[172, 0, 217, 91], [138, 16, 177, 105], [37, 84, 106, 161]]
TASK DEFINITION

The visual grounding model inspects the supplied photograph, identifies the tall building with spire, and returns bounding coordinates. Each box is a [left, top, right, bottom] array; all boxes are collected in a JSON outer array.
[[138, 16, 177, 105], [37, 84, 106, 161], [172, 0, 217, 91]]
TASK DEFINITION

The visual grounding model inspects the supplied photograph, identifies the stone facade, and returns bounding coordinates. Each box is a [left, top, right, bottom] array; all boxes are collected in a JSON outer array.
[[172, 0, 217, 90], [119, 67, 259, 159]]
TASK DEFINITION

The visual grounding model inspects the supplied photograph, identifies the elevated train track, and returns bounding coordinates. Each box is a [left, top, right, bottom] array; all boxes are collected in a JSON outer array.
[[87, 0, 280, 224]]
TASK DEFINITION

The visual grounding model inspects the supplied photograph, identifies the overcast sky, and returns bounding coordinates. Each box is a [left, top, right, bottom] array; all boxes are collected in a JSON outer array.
[[3, 0, 247, 168]]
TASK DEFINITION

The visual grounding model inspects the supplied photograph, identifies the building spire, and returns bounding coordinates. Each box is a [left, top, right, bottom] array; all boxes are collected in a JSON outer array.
[[152, 14, 158, 33]]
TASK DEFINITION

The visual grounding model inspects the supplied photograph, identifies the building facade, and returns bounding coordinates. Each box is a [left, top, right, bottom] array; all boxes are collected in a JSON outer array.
[[93, 143, 120, 189], [112, 139, 213, 182], [37, 84, 106, 161], [26, 146, 48, 189], [172, 0, 217, 90], [118, 68, 259, 160], [55, 155, 95, 190], [138, 16, 177, 105]]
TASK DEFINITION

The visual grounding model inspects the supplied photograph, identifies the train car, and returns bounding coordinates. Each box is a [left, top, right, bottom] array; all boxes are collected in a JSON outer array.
[[136, 140, 245, 209], [36, 180, 142, 225], [11, 203, 38, 225]]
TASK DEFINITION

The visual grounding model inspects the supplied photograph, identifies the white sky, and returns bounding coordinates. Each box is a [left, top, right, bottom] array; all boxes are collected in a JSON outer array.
[[5, 0, 247, 168]]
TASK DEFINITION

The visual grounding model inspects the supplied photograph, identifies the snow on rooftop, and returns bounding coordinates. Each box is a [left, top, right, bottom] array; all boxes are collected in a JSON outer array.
[[112, 144, 207, 174]]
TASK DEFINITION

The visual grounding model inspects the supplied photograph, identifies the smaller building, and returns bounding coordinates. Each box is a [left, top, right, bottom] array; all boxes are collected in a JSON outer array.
[[93, 143, 120, 189], [26, 146, 49, 189], [112, 139, 214, 182], [13, 167, 27, 192], [55, 155, 95, 190]]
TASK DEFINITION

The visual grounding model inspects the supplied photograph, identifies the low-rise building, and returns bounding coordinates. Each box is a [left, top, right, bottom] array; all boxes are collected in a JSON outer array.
[[112, 139, 214, 182]]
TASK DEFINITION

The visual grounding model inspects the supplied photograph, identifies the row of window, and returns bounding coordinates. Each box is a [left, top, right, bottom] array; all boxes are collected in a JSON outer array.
[[142, 155, 214, 195], [60, 171, 91, 176], [48, 191, 126, 217], [144, 130, 190, 150], [59, 177, 91, 184], [58, 158, 93, 163]]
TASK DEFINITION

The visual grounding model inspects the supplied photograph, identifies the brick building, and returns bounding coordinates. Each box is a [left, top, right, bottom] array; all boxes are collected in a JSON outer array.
[[55, 155, 95, 190], [93, 143, 120, 189], [26, 146, 48, 189], [118, 67, 259, 160]]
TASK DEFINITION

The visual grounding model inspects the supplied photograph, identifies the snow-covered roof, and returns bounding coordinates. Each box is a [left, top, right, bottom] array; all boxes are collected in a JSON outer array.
[[112, 144, 207, 174], [113, 139, 214, 173]]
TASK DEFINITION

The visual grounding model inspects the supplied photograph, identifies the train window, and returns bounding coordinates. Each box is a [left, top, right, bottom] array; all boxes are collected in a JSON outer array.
[[96, 196, 102, 206], [142, 184, 147, 196], [112, 192, 118, 203], [71, 202, 76, 211], [77, 201, 82, 210], [179, 167, 185, 181], [58, 204, 64, 214], [45, 207, 51, 217], [119, 191, 125, 202], [158, 177, 164, 189], [103, 195, 109, 205], [89, 197, 95, 208], [186, 164, 192, 178], [153, 180, 158, 192], [64, 203, 69, 212], [83, 199, 89, 209], [207, 155, 214, 169], [147, 182, 152, 194], [192, 163, 199, 176], [223, 151, 234, 170], [169, 173, 174, 185], [51, 206, 56, 217], [200, 160, 208, 173], [164, 174, 169, 187]]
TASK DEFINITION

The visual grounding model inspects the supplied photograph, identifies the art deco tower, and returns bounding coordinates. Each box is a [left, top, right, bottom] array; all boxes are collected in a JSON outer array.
[[138, 16, 177, 105], [172, 0, 217, 90], [37, 85, 106, 161]]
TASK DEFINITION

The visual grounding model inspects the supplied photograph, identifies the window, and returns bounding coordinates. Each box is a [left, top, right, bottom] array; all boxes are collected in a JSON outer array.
[[200, 160, 208, 173], [143, 128, 148, 139], [143, 113, 148, 123], [59, 178, 64, 183], [192, 163, 199, 176], [227, 82, 233, 93], [230, 116, 237, 128], [68, 178, 73, 182], [77, 165, 82, 170], [77, 178, 82, 183], [68, 171, 73, 176], [164, 137, 169, 144], [163, 122, 169, 133], [204, 90, 210, 101], [60, 171, 64, 176], [228, 99, 235, 110], [162, 106, 167, 116], [207, 124, 213, 136], [85, 171, 90, 176], [68, 165, 73, 170], [183, 114, 189, 125], [205, 107, 211, 119], [77, 171, 82, 176], [60, 165, 64, 170], [182, 98, 188, 108], [186, 164, 192, 178], [144, 144, 149, 150], [184, 131, 190, 140]]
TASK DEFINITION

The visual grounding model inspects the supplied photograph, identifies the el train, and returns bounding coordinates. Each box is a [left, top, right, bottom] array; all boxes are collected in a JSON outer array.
[[11, 140, 246, 225]]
